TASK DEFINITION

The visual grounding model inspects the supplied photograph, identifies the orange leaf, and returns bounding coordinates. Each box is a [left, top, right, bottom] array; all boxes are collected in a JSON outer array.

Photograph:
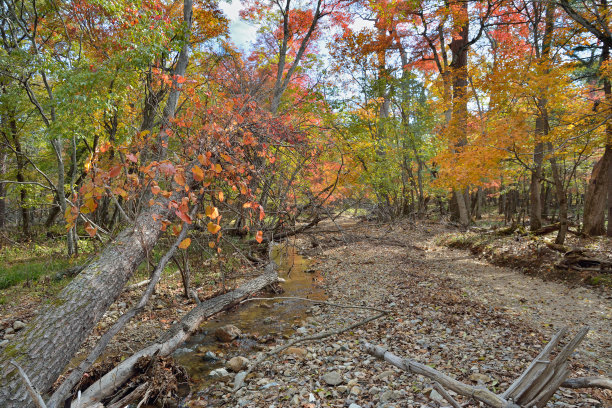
[[174, 173, 186, 186], [178, 238, 191, 249], [151, 185, 161, 195], [218, 191, 224, 202], [192, 165, 204, 182], [208, 241, 215, 248], [207, 222, 221, 234], [214, 163, 222, 173], [255, 230, 263, 243], [85, 222, 97, 238]]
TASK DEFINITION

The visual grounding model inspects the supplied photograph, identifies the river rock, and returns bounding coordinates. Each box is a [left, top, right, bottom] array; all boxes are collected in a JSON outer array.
[[322, 371, 343, 386], [203, 351, 218, 361], [13, 321, 26, 331], [209, 368, 230, 378], [281, 347, 307, 358], [469, 373, 492, 384], [215, 324, 241, 342], [4, 327, 14, 335], [227, 356, 249, 372]]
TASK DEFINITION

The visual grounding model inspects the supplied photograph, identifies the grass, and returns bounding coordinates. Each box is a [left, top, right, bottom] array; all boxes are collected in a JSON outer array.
[[0, 258, 73, 290]]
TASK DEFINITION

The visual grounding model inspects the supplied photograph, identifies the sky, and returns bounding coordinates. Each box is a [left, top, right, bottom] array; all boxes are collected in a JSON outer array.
[[219, 1, 259, 48]]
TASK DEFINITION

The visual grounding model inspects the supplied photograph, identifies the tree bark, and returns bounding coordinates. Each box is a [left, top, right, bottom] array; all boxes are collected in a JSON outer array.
[[448, 0, 470, 227], [0, 149, 6, 228], [581, 16, 611, 236]]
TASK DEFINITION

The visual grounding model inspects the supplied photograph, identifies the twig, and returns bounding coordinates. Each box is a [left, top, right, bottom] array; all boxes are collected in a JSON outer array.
[[10, 360, 48, 408], [433, 381, 461, 408], [240, 296, 389, 313], [234, 311, 387, 390]]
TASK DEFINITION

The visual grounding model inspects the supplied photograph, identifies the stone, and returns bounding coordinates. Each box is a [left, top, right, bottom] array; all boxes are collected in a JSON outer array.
[[0, 340, 8, 347], [469, 373, 492, 384], [348, 404, 362, 408], [12, 321, 25, 331], [375, 370, 394, 380], [209, 368, 229, 378], [4, 327, 14, 335], [380, 390, 399, 402], [203, 351, 218, 361], [322, 371, 343, 386], [4, 334, 15, 340], [214, 324, 241, 342], [227, 356, 249, 372], [350, 385, 362, 395], [281, 347, 307, 358]]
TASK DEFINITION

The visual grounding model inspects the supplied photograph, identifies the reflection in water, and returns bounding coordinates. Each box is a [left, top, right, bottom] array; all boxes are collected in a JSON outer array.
[[174, 243, 326, 389]]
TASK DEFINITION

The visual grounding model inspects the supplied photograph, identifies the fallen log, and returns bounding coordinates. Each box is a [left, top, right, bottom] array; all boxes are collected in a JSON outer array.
[[555, 249, 612, 273], [365, 327, 610, 408], [72, 265, 279, 407]]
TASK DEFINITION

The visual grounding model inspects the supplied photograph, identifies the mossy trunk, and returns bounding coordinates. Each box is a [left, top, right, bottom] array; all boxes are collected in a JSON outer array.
[[0, 207, 166, 407]]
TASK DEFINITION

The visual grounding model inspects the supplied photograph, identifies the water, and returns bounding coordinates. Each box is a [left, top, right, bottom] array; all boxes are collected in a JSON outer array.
[[173, 243, 326, 389]]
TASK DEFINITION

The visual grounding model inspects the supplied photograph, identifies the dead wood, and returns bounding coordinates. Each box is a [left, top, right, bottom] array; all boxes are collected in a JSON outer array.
[[555, 249, 612, 273], [72, 265, 279, 407], [561, 376, 612, 390], [365, 327, 606, 408], [364, 343, 516, 408], [48, 213, 195, 408]]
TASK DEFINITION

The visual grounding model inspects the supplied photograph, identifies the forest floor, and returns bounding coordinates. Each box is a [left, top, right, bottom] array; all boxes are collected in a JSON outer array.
[[1, 218, 611, 407]]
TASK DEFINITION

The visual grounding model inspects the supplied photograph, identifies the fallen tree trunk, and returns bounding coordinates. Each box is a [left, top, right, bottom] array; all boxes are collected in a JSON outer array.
[[0, 209, 167, 407], [73, 266, 279, 407]]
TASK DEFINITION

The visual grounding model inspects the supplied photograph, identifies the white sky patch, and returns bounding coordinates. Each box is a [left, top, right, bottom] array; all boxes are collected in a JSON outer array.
[[220, 1, 258, 48]]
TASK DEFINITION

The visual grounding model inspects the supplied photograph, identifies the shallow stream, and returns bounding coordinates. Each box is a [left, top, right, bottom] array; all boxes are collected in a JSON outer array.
[[173, 244, 326, 389]]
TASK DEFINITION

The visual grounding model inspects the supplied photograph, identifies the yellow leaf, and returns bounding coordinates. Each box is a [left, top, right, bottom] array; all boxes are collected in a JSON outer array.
[[192, 165, 204, 182], [205, 206, 219, 219], [218, 191, 224, 202], [214, 163, 222, 173], [207, 222, 221, 234], [178, 238, 191, 249], [208, 241, 215, 248]]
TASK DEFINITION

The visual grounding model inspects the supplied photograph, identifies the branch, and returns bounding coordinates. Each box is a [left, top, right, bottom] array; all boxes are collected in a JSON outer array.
[[9, 361, 48, 408], [364, 343, 517, 408]]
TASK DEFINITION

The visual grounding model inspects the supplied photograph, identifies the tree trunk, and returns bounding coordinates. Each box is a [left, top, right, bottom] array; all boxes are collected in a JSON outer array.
[[11, 118, 29, 236], [448, 0, 470, 227], [583, 39, 611, 235], [530, 142, 544, 230], [0, 150, 6, 228], [0, 208, 166, 407]]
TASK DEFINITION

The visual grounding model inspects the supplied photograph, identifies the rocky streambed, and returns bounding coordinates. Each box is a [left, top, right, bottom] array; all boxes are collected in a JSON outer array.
[[183, 220, 611, 408]]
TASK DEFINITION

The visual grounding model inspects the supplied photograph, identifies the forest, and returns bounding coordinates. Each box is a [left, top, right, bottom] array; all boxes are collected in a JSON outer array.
[[0, 0, 611, 407]]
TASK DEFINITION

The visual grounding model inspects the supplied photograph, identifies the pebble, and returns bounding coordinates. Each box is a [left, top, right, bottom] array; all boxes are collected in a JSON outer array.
[[322, 371, 343, 385], [215, 325, 241, 342], [209, 368, 230, 378], [12, 321, 25, 331], [227, 356, 249, 372]]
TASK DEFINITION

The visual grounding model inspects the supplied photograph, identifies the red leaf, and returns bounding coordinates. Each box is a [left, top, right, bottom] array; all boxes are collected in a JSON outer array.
[[175, 210, 192, 224]]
